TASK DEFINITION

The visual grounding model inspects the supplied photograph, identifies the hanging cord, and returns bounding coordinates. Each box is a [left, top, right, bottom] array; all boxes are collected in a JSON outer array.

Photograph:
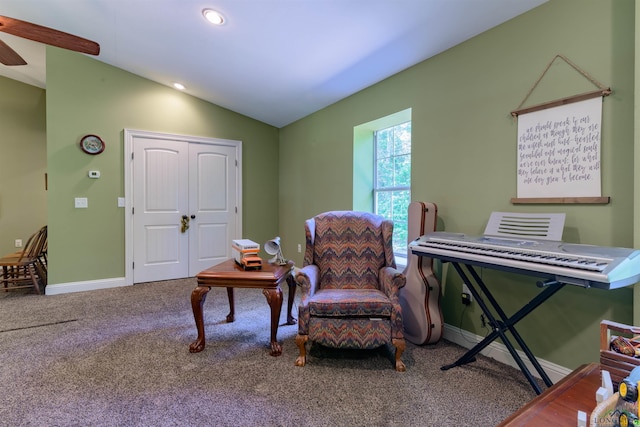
[[512, 54, 611, 117], [458, 303, 476, 344]]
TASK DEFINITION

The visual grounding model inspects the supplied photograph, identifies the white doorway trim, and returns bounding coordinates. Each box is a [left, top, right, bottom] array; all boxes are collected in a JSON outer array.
[[123, 129, 242, 286]]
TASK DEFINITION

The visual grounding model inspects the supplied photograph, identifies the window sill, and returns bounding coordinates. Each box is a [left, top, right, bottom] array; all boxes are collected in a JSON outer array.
[[395, 256, 407, 271]]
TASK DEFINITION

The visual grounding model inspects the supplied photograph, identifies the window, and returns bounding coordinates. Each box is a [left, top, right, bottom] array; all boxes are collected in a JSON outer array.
[[374, 121, 411, 259], [353, 108, 411, 264]]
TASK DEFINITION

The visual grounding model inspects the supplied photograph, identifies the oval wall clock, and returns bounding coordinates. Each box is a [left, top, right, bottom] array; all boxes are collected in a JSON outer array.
[[80, 134, 105, 155]]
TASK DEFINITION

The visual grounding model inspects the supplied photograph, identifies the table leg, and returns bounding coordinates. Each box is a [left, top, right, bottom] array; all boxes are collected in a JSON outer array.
[[189, 286, 211, 353], [226, 287, 235, 322], [286, 275, 297, 325], [263, 287, 283, 356]]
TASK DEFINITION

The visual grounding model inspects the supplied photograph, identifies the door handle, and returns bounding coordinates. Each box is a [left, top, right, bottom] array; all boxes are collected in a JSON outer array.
[[181, 215, 190, 233]]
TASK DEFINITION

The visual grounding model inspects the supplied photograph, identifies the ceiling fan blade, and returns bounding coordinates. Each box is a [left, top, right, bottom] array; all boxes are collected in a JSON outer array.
[[0, 39, 26, 65], [0, 15, 99, 56]]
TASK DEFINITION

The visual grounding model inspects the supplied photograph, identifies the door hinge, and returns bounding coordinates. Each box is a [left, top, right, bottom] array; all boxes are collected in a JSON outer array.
[[132, 207, 134, 215], [131, 152, 134, 160], [132, 262, 134, 269]]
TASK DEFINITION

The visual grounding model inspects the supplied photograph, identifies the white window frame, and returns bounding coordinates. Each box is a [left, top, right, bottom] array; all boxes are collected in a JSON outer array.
[[373, 121, 411, 263], [352, 108, 412, 268]]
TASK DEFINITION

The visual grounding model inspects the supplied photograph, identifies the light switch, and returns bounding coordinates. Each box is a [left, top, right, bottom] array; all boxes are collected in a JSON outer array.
[[75, 197, 88, 208], [117, 197, 125, 207]]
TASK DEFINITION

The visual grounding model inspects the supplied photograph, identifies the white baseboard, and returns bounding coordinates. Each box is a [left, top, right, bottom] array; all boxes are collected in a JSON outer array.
[[443, 323, 572, 384], [45, 277, 130, 295]]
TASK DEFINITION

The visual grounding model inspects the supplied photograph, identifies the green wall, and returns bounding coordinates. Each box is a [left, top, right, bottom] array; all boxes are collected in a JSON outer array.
[[2, 0, 636, 371], [45, 48, 280, 284], [636, 0, 640, 325], [279, 0, 635, 369], [0, 77, 47, 256]]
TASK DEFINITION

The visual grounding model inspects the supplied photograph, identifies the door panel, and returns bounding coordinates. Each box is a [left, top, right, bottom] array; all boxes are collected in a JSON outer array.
[[133, 139, 189, 282], [131, 133, 239, 284], [145, 225, 182, 264], [189, 143, 237, 275]]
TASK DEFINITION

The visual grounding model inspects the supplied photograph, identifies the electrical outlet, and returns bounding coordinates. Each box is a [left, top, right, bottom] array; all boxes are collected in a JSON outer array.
[[15, 239, 22, 248], [462, 284, 473, 303], [297, 244, 302, 253], [461, 292, 471, 305]]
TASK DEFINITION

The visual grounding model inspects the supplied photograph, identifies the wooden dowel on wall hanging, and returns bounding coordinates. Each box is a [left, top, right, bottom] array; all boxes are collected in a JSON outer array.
[[511, 88, 611, 118], [510, 196, 610, 204]]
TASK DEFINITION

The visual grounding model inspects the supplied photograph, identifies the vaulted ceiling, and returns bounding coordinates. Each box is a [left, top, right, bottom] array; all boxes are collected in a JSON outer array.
[[0, 0, 546, 127]]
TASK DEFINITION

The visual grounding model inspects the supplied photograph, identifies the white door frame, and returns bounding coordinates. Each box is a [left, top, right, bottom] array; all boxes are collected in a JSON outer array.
[[123, 129, 242, 286]]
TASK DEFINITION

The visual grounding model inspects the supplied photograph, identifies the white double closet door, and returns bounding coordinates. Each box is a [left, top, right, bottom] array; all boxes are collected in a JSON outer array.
[[128, 130, 241, 284]]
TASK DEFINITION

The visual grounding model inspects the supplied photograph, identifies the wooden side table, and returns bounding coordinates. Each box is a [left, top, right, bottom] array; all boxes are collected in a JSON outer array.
[[498, 363, 601, 426], [189, 259, 296, 356]]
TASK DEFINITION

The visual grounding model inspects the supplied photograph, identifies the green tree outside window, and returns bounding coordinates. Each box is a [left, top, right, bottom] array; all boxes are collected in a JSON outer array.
[[374, 121, 411, 257]]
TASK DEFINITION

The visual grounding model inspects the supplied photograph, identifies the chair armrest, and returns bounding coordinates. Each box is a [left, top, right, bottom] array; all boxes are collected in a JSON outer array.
[[379, 266, 406, 299], [295, 264, 320, 305], [600, 319, 640, 350]]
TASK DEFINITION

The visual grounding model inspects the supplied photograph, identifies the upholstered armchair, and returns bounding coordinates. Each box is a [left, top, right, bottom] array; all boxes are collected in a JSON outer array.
[[294, 211, 407, 371]]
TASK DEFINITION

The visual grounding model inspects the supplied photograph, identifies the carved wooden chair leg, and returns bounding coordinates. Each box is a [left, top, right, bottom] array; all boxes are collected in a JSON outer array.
[[392, 338, 406, 372], [295, 334, 308, 367]]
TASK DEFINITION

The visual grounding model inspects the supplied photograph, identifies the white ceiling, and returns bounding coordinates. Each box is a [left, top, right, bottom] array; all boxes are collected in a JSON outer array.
[[0, 0, 546, 128]]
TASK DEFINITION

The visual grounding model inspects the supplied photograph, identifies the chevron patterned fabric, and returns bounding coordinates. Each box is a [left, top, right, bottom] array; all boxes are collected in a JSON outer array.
[[309, 317, 391, 349], [295, 211, 406, 367], [307, 288, 393, 317], [313, 211, 390, 290]]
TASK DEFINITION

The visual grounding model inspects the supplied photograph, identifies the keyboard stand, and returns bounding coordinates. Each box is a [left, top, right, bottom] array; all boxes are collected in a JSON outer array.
[[441, 261, 566, 395]]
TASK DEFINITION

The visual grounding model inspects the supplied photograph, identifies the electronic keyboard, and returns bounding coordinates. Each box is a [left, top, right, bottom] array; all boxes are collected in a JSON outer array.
[[410, 232, 640, 290]]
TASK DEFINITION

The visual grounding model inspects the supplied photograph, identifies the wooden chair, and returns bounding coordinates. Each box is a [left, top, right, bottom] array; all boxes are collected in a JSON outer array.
[[0, 226, 47, 294]]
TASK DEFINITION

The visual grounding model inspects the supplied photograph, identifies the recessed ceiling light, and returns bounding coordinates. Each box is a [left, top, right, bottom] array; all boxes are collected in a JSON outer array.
[[173, 82, 186, 90], [203, 9, 225, 25]]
